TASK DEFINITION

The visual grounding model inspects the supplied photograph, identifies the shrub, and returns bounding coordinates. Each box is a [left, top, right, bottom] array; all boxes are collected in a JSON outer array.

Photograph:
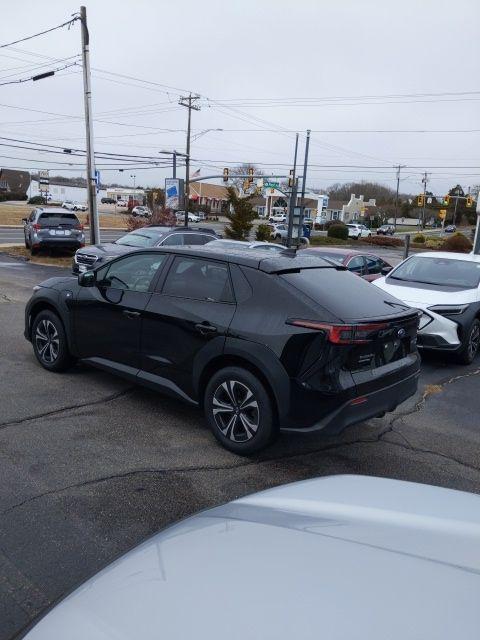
[[442, 233, 473, 253], [324, 220, 344, 230], [28, 196, 47, 205], [308, 235, 349, 246], [327, 224, 349, 240], [413, 233, 426, 243], [424, 238, 444, 249], [255, 223, 273, 241], [361, 235, 404, 247], [126, 216, 148, 231]]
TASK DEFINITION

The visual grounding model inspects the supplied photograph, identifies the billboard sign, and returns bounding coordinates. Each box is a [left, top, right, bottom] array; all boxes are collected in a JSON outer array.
[[165, 178, 184, 210]]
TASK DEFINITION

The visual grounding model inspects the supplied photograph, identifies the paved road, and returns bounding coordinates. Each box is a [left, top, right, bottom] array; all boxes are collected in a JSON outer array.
[[0, 254, 479, 638]]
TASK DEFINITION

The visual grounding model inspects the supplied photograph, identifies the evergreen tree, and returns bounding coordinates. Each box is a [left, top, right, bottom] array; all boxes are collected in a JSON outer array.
[[224, 186, 256, 240]]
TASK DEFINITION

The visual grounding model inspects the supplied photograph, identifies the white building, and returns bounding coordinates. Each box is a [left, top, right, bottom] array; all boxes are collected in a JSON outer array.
[[29, 179, 98, 204], [342, 194, 376, 223]]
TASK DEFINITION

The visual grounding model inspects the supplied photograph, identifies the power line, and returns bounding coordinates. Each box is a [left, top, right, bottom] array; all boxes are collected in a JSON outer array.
[[0, 60, 79, 87], [0, 17, 78, 49]]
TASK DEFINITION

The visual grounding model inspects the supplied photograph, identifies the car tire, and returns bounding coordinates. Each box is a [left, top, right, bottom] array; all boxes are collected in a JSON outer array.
[[31, 310, 76, 372], [30, 246, 38, 255], [204, 366, 277, 455], [456, 319, 480, 365], [357, 234, 361, 240]]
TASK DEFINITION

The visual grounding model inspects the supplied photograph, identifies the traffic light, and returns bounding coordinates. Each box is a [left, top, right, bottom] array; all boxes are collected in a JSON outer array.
[[466, 195, 473, 208], [417, 194, 424, 207], [223, 167, 229, 182], [444, 195, 450, 206], [248, 167, 254, 184], [288, 169, 294, 187]]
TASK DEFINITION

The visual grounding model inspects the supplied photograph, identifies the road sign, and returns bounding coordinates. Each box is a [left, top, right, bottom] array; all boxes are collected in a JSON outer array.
[[38, 169, 49, 193], [165, 178, 184, 210]]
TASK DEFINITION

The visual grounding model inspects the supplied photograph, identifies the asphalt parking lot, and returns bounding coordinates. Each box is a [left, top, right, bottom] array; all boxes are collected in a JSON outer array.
[[1, 253, 479, 639]]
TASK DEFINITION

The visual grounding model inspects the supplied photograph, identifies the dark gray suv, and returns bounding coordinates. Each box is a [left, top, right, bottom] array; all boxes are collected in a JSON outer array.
[[23, 207, 85, 255], [72, 225, 220, 274]]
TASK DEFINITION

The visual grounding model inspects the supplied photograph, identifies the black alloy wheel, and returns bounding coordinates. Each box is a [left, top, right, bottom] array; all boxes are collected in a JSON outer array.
[[32, 310, 75, 371], [204, 366, 276, 454]]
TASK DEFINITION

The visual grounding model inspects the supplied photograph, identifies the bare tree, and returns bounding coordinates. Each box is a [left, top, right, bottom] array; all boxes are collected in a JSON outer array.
[[230, 163, 264, 192]]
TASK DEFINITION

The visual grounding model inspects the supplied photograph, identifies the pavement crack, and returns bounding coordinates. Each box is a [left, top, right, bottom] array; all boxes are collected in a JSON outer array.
[[0, 387, 134, 431]]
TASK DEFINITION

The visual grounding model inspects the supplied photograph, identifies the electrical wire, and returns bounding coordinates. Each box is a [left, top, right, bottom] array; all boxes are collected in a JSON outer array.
[[0, 17, 78, 49], [0, 60, 79, 87]]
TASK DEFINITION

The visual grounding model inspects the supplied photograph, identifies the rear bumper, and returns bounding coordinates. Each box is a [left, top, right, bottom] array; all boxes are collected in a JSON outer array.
[[35, 238, 84, 249], [280, 370, 419, 435]]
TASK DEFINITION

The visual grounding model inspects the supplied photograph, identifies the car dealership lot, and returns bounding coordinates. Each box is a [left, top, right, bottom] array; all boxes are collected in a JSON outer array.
[[1, 254, 479, 638]]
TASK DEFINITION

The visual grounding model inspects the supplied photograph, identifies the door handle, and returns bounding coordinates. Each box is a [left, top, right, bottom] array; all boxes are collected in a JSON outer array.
[[195, 322, 217, 335], [122, 310, 141, 319]]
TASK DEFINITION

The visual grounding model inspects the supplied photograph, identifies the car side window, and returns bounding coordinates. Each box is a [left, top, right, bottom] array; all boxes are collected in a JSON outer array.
[[366, 255, 385, 274], [98, 253, 166, 292], [29, 211, 36, 222], [162, 256, 234, 303], [160, 234, 184, 246], [182, 234, 214, 246], [347, 256, 365, 275]]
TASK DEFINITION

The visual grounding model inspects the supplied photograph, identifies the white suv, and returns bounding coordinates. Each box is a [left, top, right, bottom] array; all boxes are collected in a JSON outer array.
[[373, 251, 480, 364], [62, 200, 87, 212], [347, 223, 371, 239]]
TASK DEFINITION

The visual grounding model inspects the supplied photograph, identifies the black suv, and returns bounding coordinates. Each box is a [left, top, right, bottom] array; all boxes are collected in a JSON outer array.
[[25, 247, 420, 454], [23, 207, 86, 255], [72, 225, 219, 274]]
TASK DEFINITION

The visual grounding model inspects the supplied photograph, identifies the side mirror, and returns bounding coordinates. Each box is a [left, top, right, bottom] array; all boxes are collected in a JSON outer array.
[[381, 265, 393, 275], [78, 270, 96, 287], [22, 218, 28, 223]]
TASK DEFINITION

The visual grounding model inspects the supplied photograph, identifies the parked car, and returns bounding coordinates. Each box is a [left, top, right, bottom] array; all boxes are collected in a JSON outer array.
[[271, 223, 309, 245], [444, 224, 457, 233], [117, 200, 128, 208], [101, 197, 116, 204], [303, 248, 393, 281], [376, 224, 395, 235], [62, 200, 87, 212], [205, 239, 288, 254], [175, 211, 200, 223], [28, 247, 420, 454], [22, 208, 85, 255], [72, 226, 219, 274], [373, 251, 480, 364], [269, 213, 287, 223], [347, 223, 372, 239], [131, 206, 152, 218], [23, 474, 480, 640]]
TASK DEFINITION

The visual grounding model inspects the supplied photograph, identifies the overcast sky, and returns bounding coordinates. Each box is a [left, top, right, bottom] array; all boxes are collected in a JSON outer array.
[[1, 0, 479, 196]]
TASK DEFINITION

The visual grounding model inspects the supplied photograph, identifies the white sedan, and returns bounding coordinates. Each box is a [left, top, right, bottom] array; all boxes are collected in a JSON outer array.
[[373, 251, 480, 364], [346, 223, 372, 239]]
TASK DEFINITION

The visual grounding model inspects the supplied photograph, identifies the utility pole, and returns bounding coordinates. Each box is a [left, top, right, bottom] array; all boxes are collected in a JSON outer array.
[[300, 129, 311, 203], [179, 93, 200, 227], [287, 133, 299, 248], [421, 172, 428, 229], [173, 151, 176, 179], [394, 165, 405, 230], [80, 6, 99, 245], [452, 189, 461, 226], [473, 197, 480, 255]]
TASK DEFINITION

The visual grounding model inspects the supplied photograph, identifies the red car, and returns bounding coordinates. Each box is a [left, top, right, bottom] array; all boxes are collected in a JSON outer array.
[[303, 248, 393, 281]]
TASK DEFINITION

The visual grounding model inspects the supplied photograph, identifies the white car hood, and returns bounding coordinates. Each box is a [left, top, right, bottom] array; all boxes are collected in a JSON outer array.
[[24, 475, 480, 640], [373, 276, 478, 306]]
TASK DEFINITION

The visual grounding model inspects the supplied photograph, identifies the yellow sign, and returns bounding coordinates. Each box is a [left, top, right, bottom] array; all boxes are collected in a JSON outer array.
[[439, 209, 447, 220]]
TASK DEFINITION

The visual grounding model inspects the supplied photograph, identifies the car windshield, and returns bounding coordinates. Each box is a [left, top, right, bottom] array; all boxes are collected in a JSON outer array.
[[389, 256, 480, 288], [115, 229, 166, 247]]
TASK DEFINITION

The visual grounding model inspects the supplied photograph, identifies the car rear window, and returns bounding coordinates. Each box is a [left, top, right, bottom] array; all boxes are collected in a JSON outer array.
[[115, 229, 164, 247], [280, 268, 410, 320], [38, 212, 79, 226]]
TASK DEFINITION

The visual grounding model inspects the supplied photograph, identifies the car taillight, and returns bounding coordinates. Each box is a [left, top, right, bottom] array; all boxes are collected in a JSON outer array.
[[32, 223, 41, 231], [287, 319, 388, 344], [74, 223, 84, 230]]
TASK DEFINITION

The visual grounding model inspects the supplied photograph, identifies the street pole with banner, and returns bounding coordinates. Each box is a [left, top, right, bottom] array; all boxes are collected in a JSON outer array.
[[165, 178, 185, 212]]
